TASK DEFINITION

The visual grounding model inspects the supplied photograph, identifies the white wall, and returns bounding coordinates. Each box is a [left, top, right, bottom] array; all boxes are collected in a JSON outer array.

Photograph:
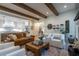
[[33, 22, 44, 35], [76, 20, 79, 39], [33, 9, 78, 37]]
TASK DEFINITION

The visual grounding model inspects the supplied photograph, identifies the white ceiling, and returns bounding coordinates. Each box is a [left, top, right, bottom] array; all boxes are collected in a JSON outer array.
[[53, 3, 77, 14], [0, 3, 78, 20], [25, 3, 55, 16]]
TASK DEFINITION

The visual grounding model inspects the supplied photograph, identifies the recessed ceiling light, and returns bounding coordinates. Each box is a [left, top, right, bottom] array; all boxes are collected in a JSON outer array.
[[46, 12, 49, 14], [64, 5, 67, 8]]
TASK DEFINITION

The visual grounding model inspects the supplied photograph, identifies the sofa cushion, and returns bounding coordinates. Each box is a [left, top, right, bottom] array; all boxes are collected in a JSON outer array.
[[0, 42, 14, 50], [49, 40, 62, 48], [16, 33, 23, 39], [8, 34, 17, 40], [0, 46, 20, 56], [6, 48, 26, 56], [74, 40, 79, 49], [22, 32, 27, 37], [53, 34, 61, 40]]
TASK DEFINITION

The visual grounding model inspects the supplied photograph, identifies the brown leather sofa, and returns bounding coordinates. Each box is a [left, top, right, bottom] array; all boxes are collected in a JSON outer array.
[[1, 32, 35, 46], [1, 32, 26, 42], [14, 35, 35, 46]]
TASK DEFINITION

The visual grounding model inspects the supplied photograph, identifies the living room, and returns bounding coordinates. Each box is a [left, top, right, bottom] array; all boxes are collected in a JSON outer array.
[[0, 3, 79, 56]]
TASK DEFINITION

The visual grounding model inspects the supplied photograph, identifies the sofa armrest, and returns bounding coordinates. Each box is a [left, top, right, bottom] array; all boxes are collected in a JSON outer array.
[[6, 48, 26, 56]]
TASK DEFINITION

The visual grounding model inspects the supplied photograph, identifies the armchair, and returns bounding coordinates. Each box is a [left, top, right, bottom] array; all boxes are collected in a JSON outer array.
[[47, 33, 65, 49]]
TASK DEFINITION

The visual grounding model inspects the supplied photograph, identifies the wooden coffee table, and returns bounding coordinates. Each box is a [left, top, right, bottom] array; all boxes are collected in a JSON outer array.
[[25, 42, 49, 56]]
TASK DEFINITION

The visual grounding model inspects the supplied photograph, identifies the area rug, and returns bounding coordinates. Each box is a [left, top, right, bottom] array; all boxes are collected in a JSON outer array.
[[42, 46, 69, 56], [26, 46, 69, 56]]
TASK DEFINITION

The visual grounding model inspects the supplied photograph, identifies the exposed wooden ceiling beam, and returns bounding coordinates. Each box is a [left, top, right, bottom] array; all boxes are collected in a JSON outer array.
[[0, 5, 39, 20], [12, 3, 47, 18], [45, 3, 59, 16]]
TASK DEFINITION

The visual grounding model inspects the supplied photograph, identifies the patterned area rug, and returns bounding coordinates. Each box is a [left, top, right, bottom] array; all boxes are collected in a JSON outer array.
[[26, 46, 69, 56], [42, 46, 69, 56]]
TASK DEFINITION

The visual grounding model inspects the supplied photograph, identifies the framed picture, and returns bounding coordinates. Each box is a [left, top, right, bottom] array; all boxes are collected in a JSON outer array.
[[56, 25, 59, 29], [52, 25, 55, 29], [47, 24, 52, 30]]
